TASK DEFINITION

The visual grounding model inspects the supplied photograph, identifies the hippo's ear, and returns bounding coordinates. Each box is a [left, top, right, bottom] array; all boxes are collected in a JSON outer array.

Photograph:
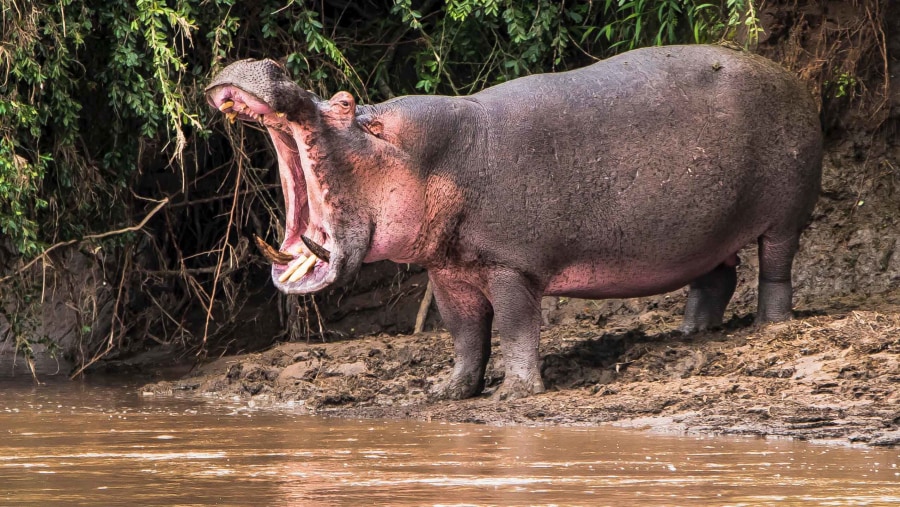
[[358, 116, 384, 138]]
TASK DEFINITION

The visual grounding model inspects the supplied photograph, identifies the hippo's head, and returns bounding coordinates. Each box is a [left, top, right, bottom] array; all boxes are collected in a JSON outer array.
[[206, 59, 425, 293]]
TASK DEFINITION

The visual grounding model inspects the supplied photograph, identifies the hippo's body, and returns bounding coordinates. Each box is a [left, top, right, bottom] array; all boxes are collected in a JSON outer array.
[[207, 45, 822, 399]]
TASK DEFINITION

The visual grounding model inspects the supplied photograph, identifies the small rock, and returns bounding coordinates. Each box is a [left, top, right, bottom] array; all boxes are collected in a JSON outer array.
[[331, 361, 369, 377], [276, 359, 321, 384], [226, 363, 242, 381], [868, 430, 900, 447]]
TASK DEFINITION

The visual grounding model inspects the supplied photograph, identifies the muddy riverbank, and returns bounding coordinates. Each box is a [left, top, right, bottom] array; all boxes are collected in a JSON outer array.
[[145, 290, 900, 447]]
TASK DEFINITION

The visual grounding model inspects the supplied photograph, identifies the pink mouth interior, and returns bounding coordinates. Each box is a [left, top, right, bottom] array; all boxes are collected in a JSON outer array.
[[270, 130, 312, 262], [208, 86, 332, 287]]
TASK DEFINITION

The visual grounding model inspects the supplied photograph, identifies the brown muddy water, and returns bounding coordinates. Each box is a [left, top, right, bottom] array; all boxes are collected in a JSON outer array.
[[0, 375, 898, 506]]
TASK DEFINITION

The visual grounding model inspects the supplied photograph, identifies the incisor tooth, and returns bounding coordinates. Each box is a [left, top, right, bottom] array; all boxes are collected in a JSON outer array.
[[278, 255, 308, 283], [226, 112, 237, 123], [288, 254, 318, 283], [219, 100, 235, 111]]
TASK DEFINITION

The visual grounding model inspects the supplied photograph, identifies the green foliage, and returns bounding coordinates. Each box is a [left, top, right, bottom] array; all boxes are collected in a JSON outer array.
[[0, 101, 49, 257], [1, 0, 200, 254], [826, 71, 859, 99], [102, 0, 201, 147], [387, 0, 760, 95]]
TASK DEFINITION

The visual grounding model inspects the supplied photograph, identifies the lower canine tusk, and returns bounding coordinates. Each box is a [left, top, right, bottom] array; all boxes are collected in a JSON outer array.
[[300, 235, 331, 262], [253, 234, 294, 264]]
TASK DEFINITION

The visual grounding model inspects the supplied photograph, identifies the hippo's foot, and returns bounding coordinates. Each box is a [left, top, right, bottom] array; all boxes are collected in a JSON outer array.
[[678, 320, 722, 334], [490, 372, 545, 401], [756, 280, 794, 324], [681, 263, 736, 334], [429, 370, 485, 400]]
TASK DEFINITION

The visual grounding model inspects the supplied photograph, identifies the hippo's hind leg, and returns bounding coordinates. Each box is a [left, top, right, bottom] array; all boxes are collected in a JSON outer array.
[[428, 271, 493, 400], [757, 232, 800, 323], [680, 258, 738, 333]]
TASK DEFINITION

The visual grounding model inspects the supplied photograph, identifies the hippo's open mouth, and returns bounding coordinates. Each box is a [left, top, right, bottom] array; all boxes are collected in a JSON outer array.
[[206, 83, 338, 293]]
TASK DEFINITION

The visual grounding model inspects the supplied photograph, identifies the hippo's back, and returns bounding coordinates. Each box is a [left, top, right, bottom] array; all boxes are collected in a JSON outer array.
[[458, 45, 822, 295]]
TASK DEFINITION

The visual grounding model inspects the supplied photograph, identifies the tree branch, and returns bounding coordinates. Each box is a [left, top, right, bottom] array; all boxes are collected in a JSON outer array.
[[0, 198, 169, 285]]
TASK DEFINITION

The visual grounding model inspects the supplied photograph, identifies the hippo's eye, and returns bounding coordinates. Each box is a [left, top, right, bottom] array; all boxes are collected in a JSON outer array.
[[339, 100, 350, 108]]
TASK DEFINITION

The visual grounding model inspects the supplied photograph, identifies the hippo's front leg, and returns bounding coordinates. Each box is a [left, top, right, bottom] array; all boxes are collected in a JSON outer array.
[[487, 268, 546, 400], [429, 271, 494, 400]]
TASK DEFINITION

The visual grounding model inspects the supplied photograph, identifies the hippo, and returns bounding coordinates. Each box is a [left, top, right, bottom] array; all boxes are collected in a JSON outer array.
[[206, 45, 822, 400]]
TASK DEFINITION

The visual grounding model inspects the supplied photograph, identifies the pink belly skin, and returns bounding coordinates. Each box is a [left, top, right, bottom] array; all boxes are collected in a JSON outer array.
[[545, 252, 740, 299]]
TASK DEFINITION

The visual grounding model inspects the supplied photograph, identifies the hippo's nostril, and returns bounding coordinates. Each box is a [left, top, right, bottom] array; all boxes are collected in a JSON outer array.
[[301, 235, 331, 263]]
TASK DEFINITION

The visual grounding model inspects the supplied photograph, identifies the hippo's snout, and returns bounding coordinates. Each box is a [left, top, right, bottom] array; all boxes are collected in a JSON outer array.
[[205, 59, 320, 121], [204, 58, 288, 93], [207, 58, 368, 295]]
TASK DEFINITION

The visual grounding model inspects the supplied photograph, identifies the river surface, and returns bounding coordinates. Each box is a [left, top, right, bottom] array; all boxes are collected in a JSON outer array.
[[0, 374, 898, 506]]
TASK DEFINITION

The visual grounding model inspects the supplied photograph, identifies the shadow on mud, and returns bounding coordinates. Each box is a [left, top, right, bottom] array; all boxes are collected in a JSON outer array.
[[539, 312, 762, 392]]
